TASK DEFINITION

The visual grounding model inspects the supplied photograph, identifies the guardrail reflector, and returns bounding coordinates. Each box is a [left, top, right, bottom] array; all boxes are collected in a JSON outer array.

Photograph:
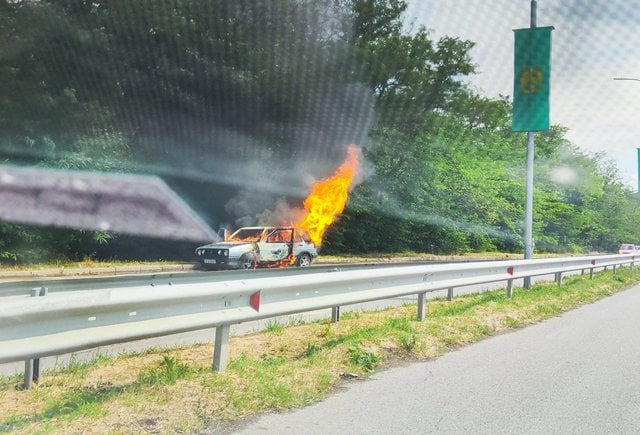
[[591, 260, 596, 266], [507, 266, 514, 275], [250, 291, 261, 311]]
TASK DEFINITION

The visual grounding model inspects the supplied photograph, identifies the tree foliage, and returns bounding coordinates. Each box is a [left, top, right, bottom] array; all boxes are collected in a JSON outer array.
[[0, 0, 638, 263], [323, 0, 640, 255]]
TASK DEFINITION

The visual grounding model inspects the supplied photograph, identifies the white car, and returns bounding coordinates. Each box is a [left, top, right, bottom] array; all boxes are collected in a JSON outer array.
[[195, 226, 318, 270]]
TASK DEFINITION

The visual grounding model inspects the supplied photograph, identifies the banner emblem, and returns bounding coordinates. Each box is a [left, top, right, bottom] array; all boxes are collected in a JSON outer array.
[[519, 66, 544, 94]]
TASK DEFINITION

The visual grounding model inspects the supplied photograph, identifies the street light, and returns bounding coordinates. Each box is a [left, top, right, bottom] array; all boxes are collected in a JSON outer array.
[[613, 77, 640, 192]]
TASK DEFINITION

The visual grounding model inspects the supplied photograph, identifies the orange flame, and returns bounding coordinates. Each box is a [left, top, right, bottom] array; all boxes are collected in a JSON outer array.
[[297, 145, 361, 246]]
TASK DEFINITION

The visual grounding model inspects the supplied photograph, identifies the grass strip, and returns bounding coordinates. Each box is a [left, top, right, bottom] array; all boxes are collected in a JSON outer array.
[[1, 267, 639, 434]]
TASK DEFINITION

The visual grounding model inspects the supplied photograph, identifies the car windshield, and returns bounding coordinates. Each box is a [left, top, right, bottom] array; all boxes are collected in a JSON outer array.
[[228, 228, 267, 242], [621, 244, 635, 250]]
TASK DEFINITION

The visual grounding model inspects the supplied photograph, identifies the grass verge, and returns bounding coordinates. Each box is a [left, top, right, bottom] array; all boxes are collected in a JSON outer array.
[[1, 267, 640, 433]]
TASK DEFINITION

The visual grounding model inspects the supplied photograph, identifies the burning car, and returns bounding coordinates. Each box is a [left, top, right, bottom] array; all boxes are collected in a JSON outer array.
[[195, 226, 318, 270], [195, 146, 358, 271]]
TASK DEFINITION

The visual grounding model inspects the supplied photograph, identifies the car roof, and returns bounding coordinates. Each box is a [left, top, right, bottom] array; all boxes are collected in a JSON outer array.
[[237, 226, 295, 230]]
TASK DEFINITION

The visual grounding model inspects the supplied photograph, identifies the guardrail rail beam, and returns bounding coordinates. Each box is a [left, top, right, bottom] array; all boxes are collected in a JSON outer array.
[[1, 254, 637, 379]]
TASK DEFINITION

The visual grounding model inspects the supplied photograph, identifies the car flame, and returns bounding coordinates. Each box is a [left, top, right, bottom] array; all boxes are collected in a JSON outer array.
[[297, 144, 361, 246]]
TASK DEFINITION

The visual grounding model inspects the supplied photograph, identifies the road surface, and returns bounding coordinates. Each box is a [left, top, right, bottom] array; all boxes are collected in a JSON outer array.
[[227, 283, 640, 434]]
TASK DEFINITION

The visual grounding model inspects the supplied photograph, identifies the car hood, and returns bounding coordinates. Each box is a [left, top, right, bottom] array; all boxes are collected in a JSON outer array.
[[197, 241, 254, 249]]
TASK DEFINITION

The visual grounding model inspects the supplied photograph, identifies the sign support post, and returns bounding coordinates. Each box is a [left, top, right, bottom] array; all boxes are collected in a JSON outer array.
[[513, 1, 552, 288]]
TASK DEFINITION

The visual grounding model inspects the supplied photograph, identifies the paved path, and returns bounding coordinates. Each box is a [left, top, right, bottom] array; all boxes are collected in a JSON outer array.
[[229, 284, 640, 434]]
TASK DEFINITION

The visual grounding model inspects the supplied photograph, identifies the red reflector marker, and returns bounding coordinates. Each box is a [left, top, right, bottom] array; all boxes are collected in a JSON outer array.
[[507, 266, 514, 275], [250, 291, 261, 311]]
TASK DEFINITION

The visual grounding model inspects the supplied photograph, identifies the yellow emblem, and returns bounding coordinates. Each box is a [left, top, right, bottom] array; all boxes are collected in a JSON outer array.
[[519, 65, 544, 94]]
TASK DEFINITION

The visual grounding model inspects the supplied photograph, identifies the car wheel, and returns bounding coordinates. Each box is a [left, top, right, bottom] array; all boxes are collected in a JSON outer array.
[[239, 253, 256, 269], [296, 253, 312, 267]]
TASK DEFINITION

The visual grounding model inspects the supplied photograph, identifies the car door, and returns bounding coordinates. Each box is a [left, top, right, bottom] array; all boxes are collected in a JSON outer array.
[[257, 229, 293, 262]]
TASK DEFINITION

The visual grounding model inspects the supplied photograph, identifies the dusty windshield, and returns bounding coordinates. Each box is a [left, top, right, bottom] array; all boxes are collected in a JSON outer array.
[[0, 1, 638, 262], [4, 1, 640, 434]]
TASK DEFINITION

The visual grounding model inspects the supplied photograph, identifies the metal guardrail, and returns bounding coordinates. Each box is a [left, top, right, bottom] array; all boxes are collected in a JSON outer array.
[[0, 254, 636, 384], [0, 264, 410, 298]]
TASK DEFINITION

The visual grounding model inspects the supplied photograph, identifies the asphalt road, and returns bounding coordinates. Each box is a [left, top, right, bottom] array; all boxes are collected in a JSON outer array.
[[228, 283, 640, 434]]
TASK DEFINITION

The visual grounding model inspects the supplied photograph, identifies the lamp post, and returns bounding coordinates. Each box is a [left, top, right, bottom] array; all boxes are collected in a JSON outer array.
[[513, 1, 552, 290], [523, 0, 537, 289], [613, 77, 640, 192]]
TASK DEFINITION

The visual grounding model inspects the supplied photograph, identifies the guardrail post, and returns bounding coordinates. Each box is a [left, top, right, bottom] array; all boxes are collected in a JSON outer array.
[[555, 272, 563, 286], [417, 292, 427, 321], [447, 288, 454, 301], [213, 324, 230, 372], [23, 360, 34, 390], [506, 279, 514, 298], [590, 268, 594, 279], [331, 306, 340, 322], [23, 287, 47, 389], [613, 264, 617, 275]]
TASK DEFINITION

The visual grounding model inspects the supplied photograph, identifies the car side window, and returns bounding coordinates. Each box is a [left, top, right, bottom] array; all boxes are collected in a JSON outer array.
[[268, 230, 291, 244]]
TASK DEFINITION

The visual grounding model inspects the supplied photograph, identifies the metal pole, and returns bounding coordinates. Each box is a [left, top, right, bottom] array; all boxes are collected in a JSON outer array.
[[417, 292, 427, 321], [331, 306, 340, 322], [213, 325, 230, 372], [524, 132, 535, 260], [523, 0, 537, 289], [23, 360, 33, 390], [23, 287, 47, 389], [531, 0, 537, 26]]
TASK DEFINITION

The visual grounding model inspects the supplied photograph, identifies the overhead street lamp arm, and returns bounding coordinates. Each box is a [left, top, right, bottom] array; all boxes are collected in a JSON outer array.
[[614, 77, 640, 82]]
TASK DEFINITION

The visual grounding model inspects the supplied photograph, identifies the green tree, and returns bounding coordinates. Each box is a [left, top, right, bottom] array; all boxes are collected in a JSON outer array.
[[345, 0, 475, 133], [2, 0, 640, 262]]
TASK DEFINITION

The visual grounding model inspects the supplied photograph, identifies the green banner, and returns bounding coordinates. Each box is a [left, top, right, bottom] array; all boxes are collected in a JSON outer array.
[[512, 26, 553, 132]]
